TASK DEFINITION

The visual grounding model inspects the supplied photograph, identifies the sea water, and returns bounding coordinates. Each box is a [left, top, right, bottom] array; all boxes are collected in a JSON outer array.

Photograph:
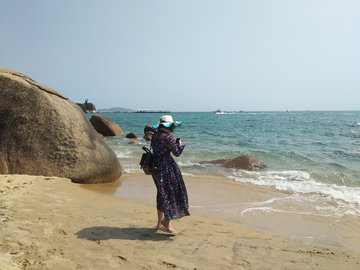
[[86, 111, 360, 219]]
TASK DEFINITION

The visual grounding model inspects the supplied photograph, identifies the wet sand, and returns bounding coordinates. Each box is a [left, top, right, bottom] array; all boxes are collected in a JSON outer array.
[[1, 174, 359, 269], [85, 174, 360, 253]]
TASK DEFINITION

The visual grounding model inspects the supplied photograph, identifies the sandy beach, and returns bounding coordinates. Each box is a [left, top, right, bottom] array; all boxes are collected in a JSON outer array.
[[1, 174, 359, 270]]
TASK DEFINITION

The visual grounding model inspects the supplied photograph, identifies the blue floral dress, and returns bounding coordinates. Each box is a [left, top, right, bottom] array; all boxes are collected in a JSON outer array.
[[151, 130, 190, 220]]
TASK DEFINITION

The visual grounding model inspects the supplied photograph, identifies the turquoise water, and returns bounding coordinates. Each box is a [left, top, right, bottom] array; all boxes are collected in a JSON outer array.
[[87, 111, 360, 213]]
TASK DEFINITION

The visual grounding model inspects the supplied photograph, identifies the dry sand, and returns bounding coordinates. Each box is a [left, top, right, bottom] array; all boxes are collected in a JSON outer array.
[[1, 174, 359, 270]]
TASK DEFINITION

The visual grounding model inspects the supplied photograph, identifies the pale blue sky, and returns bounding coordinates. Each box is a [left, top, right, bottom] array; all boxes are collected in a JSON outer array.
[[1, 0, 359, 112]]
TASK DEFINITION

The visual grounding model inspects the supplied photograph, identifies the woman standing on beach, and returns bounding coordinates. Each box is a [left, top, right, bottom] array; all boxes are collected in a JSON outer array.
[[151, 115, 190, 235]]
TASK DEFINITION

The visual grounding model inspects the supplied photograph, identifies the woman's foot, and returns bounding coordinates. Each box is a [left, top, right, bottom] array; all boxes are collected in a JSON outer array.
[[159, 219, 177, 235], [156, 226, 177, 235], [155, 223, 165, 230]]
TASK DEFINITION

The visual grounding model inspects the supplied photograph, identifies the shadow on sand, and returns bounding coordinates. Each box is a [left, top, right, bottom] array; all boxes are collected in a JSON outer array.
[[75, 226, 175, 242]]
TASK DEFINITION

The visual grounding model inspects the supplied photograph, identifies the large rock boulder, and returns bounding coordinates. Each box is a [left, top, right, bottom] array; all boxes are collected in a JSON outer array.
[[90, 115, 124, 136], [200, 155, 267, 170], [0, 68, 122, 184]]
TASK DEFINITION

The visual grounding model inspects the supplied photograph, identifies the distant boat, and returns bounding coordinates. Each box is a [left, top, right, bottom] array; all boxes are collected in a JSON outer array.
[[214, 109, 235, 115], [214, 109, 223, 114]]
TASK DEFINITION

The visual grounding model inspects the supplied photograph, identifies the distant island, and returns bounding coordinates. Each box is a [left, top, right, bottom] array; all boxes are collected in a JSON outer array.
[[135, 109, 170, 113], [96, 107, 135, 113], [81, 104, 172, 114], [94, 108, 171, 113], [76, 100, 134, 113]]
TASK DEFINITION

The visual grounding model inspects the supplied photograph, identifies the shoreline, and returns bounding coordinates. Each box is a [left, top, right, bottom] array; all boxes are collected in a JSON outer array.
[[1, 174, 359, 269], [84, 173, 360, 253]]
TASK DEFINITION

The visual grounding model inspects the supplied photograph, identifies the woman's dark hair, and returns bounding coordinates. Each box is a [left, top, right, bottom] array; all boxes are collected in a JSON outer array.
[[159, 123, 175, 132]]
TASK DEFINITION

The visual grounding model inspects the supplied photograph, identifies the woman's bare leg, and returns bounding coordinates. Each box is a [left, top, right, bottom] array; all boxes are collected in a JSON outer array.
[[156, 210, 177, 234], [157, 210, 164, 227]]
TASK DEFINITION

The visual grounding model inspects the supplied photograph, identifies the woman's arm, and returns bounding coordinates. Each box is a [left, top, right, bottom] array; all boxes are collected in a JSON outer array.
[[166, 134, 185, 157]]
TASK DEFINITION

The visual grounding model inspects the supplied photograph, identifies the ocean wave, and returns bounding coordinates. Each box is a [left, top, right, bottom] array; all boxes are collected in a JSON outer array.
[[177, 160, 199, 167], [349, 122, 360, 127], [228, 170, 360, 207], [240, 198, 360, 218], [182, 172, 195, 177], [339, 131, 360, 138], [240, 206, 318, 217], [320, 122, 338, 126], [334, 150, 360, 158], [122, 164, 143, 174], [124, 168, 143, 174], [114, 150, 133, 159]]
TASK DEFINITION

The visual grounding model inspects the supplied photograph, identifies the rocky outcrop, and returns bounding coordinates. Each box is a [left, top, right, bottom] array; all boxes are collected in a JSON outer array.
[[200, 155, 267, 170], [0, 68, 122, 184], [143, 125, 155, 141], [126, 132, 138, 139], [144, 125, 154, 134], [144, 131, 154, 141], [90, 115, 125, 136]]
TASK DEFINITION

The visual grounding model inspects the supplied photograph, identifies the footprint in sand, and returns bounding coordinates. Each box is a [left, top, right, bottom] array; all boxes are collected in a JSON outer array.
[[233, 242, 256, 256]]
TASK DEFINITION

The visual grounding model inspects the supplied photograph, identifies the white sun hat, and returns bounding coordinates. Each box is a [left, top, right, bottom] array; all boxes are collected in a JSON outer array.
[[152, 115, 182, 130]]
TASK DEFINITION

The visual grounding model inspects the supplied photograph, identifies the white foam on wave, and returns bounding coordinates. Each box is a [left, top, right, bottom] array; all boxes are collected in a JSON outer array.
[[177, 160, 198, 167], [240, 206, 316, 217], [124, 167, 143, 173], [182, 172, 195, 177], [114, 150, 133, 159], [238, 187, 360, 219], [228, 170, 360, 206], [246, 198, 278, 206]]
